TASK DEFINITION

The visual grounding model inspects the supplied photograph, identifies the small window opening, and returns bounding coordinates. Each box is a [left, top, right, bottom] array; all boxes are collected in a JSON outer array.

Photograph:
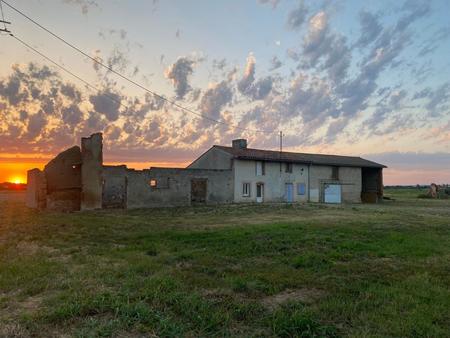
[[285, 163, 293, 173], [256, 161, 265, 176], [242, 182, 251, 197], [149, 179, 157, 188], [331, 166, 339, 180]]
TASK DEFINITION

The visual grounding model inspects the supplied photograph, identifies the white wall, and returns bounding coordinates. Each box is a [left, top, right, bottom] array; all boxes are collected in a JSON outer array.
[[233, 160, 309, 203], [309, 165, 362, 203]]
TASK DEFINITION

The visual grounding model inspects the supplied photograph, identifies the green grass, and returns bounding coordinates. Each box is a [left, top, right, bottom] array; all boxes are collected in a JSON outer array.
[[0, 189, 449, 337]]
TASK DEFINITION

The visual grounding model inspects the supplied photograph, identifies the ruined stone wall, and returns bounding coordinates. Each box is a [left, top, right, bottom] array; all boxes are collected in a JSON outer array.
[[81, 133, 103, 210], [102, 165, 128, 209], [43, 146, 82, 211], [125, 168, 234, 209], [26, 168, 47, 210]]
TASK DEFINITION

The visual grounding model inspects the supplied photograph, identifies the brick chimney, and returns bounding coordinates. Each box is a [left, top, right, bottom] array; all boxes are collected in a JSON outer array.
[[232, 139, 247, 149]]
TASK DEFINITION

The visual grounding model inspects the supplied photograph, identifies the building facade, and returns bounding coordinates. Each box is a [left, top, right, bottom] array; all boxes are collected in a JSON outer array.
[[26, 134, 385, 211], [188, 139, 385, 204]]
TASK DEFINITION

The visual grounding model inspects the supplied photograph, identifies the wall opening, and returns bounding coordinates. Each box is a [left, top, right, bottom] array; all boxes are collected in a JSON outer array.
[[191, 179, 207, 204], [361, 167, 383, 203]]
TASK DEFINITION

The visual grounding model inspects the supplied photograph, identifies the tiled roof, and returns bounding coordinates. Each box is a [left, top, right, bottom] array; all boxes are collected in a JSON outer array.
[[214, 145, 386, 168]]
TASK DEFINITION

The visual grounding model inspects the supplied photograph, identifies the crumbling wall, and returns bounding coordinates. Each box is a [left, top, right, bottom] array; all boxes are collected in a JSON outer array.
[[26, 168, 47, 209], [102, 165, 127, 208], [44, 146, 82, 211], [81, 133, 103, 210], [126, 168, 234, 209]]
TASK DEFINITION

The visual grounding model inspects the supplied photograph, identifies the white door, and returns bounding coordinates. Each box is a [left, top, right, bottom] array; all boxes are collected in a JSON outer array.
[[285, 183, 294, 203], [256, 183, 264, 203], [324, 184, 341, 204]]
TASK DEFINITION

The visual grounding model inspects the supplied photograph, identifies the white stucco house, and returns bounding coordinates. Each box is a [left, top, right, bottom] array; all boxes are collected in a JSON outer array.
[[188, 139, 386, 204]]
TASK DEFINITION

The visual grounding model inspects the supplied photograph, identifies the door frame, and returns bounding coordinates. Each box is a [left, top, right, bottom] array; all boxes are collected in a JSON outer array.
[[256, 182, 264, 203], [285, 183, 294, 203], [190, 178, 208, 204]]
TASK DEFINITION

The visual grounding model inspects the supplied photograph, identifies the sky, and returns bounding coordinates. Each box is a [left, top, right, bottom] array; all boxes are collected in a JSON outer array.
[[0, 0, 449, 185]]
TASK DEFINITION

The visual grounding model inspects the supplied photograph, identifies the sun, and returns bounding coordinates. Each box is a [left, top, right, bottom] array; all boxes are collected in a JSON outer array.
[[10, 177, 24, 184]]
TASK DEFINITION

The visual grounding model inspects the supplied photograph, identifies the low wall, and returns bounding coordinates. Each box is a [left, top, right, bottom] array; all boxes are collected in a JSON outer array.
[[124, 167, 233, 209]]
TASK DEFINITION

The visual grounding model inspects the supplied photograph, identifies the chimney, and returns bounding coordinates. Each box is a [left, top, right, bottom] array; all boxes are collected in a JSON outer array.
[[232, 139, 247, 149]]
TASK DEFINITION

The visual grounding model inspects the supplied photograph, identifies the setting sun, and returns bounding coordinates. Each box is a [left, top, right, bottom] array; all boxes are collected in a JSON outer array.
[[8, 176, 26, 185]]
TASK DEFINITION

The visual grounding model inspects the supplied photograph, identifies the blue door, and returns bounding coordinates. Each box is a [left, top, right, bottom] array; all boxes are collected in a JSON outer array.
[[285, 183, 294, 202], [324, 184, 341, 204]]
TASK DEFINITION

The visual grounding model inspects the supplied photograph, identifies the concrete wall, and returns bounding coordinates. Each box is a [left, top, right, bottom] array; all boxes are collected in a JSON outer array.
[[309, 165, 361, 203], [233, 160, 309, 203], [81, 133, 103, 210], [187, 147, 233, 169], [125, 167, 233, 209]]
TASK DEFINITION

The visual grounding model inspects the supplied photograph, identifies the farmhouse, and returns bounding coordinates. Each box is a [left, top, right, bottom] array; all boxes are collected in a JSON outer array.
[[26, 133, 386, 211]]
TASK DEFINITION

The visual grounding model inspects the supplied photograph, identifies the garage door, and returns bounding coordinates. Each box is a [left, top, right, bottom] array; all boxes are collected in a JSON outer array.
[[324, 184, 341, 204]]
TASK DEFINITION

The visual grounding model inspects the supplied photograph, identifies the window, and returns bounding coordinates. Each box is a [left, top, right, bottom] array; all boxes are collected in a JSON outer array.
[[285, 163, 293, 173], [149, 179, 157, 188], [297, 183, 306, 195], [242, 183, 251, 197], [256, 161, 265, 176], [331, 166, 339, 180]]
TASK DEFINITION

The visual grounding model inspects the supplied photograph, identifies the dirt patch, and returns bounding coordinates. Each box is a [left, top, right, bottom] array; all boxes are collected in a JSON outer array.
[[261, 288, 325, 310], [0, 323, 29, 338], [16, 241, 59, 256]]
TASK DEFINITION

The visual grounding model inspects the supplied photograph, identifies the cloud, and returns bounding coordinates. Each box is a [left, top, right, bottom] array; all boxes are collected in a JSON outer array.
[[301, 11, 351, 83], [258, 0, 281, 9], [286, 74, 338, 124], [27, 110, 47, 139], [165, 56, 196, 99], [237, 53, 256, 95], [269, 56, 283, 71], [365, 89, 409, 134], [198, 81, 233, 127], [414, 83, 450, 117], [355, 11, 383, 48], [62, 0, 98, 15], [286, 0, 308, 30], [212, 58, 227, 71], [417, 27, 450, 57], [89, 89, 122, 121], [238, 53, 273, 100]]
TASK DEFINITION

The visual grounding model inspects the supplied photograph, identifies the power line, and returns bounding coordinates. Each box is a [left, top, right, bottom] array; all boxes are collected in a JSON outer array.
[[1, 0, 274, 135], [11, 34, 132, 114], [0, 0, 11, 34]]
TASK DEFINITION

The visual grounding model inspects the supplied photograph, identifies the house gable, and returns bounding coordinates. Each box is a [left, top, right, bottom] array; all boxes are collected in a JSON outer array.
[[187, 146, 234, 170]]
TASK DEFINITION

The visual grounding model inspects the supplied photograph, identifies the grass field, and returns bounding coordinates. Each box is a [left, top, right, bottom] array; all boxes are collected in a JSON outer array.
[[0, 189, 449, 337]]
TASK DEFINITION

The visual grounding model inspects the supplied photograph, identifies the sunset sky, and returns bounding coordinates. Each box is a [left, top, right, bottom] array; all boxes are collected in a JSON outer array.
[[0, 0, 449, 185]]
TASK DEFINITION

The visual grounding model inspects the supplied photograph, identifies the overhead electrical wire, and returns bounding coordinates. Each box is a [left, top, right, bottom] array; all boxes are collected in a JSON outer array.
[[1, 0, 275, 135], [11, 34, 132, 113]]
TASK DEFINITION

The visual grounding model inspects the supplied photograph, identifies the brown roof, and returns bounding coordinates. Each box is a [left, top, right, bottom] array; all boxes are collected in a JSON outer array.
[[214, 145, 386, 168]]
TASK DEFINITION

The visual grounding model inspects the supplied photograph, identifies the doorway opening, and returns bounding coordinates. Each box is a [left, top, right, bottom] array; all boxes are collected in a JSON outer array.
[[191, 179, 207, 204], [285, 183, 293, 203], [256, 183, 264, 203]]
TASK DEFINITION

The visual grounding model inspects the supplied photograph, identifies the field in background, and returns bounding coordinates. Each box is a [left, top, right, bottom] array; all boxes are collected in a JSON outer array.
[[0, 189, 449, 337]]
